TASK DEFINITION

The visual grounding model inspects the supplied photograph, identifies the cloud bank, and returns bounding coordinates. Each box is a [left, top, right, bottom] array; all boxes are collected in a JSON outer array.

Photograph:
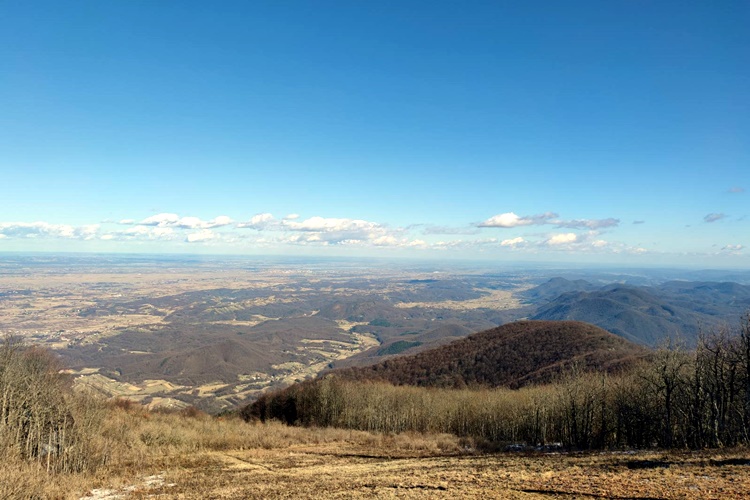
[[0, 207, 743, 262]]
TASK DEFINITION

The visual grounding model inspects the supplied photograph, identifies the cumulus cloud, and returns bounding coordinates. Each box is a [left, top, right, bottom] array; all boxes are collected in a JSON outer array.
[[210, 215, 233, 227], [478, 212, 557, 228], [282, 216, 377, 232], [546, 233, 578, 245], [704, 213, 727, 223], [283, 213, 300, 220], [119, 219, 135, 225], [186, 230, 218, 243], [371, 235, 399, 246], [279, 216, 398, 245], [237, 213, 277, 230]]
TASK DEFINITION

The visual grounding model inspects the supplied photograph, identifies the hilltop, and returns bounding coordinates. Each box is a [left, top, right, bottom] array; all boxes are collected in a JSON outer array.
[[328, 320, 648, 389]]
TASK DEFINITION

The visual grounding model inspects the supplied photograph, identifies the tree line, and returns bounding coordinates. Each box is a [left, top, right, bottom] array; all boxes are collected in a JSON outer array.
[[244, 314, 750, 450]]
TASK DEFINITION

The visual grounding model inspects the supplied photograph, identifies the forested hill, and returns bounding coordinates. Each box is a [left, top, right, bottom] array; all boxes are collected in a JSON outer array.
[[529, 280, 750, 346], [328, 320, 648, 389]]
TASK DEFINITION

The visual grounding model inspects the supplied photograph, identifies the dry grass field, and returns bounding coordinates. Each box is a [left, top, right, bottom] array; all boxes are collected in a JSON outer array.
[[3, 391, 749, 499], [75, 428, 750, 499], [394, 287, 526, 311]]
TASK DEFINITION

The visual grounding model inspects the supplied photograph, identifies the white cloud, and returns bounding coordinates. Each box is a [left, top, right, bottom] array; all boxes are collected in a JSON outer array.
[[479, 212, 558, 228], [479, 212, 525, 228], [76, 224, 100, 240], [103, 225, 176, 241], [208, 215, 233, 227], [177, 215, 234, 229], [237, 213, 277, 229], [282, 216, 376, 232], [479, 212, 618, 230], [136, 213, 234, 229], [0, 210, 653, 258], [728, 187, 745, 194], [547, 233, 578, 245], [140, 213, 180, 226], [280, 216, 395, 244], [186, 230, 217, 243], [501, 237, 525, 247], [721, 244, 744, 255], [175, 216, 204, 229], [371, 235, 398, 246], [0, 222, 100, 240]]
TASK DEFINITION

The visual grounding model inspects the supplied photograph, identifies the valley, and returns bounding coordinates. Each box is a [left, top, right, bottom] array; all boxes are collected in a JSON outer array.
[[0, 255, 534, 411], [2, 254, 750, 413]]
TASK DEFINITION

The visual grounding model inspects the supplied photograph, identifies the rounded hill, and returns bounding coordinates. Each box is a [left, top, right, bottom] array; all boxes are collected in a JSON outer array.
[[329, 320, 648, 389]]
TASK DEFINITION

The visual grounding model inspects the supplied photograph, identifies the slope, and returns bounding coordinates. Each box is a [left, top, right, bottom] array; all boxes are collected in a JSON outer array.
[[329, 320, 647, 389], [531, 283, 750, 346]]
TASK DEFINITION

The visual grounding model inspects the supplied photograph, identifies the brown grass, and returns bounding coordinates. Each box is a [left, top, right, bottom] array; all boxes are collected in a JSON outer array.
[[3, 402, 750, 499]]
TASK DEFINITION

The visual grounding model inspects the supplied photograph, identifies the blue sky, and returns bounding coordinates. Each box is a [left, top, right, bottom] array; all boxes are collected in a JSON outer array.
[[1, 1, 748, 266]]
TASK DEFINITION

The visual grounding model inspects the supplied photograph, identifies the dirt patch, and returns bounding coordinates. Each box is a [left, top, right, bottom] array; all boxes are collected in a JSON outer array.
[[140, 446, 750, 499]]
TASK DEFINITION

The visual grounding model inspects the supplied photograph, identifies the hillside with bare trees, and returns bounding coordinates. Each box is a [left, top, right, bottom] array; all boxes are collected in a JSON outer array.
[[328, 320, 648, 389]]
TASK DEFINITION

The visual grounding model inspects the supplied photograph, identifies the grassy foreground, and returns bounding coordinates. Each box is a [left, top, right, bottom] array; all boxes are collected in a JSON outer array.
[[3, 341, 750, 498], [4, 402, 750, 499]]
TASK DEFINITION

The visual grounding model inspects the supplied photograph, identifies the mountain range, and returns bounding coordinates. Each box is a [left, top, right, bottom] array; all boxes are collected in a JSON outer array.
[[529, 279, 750, 346]]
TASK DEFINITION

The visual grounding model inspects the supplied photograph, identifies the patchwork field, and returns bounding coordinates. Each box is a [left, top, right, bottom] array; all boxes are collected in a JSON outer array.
[[0, 255, 533, 411]]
